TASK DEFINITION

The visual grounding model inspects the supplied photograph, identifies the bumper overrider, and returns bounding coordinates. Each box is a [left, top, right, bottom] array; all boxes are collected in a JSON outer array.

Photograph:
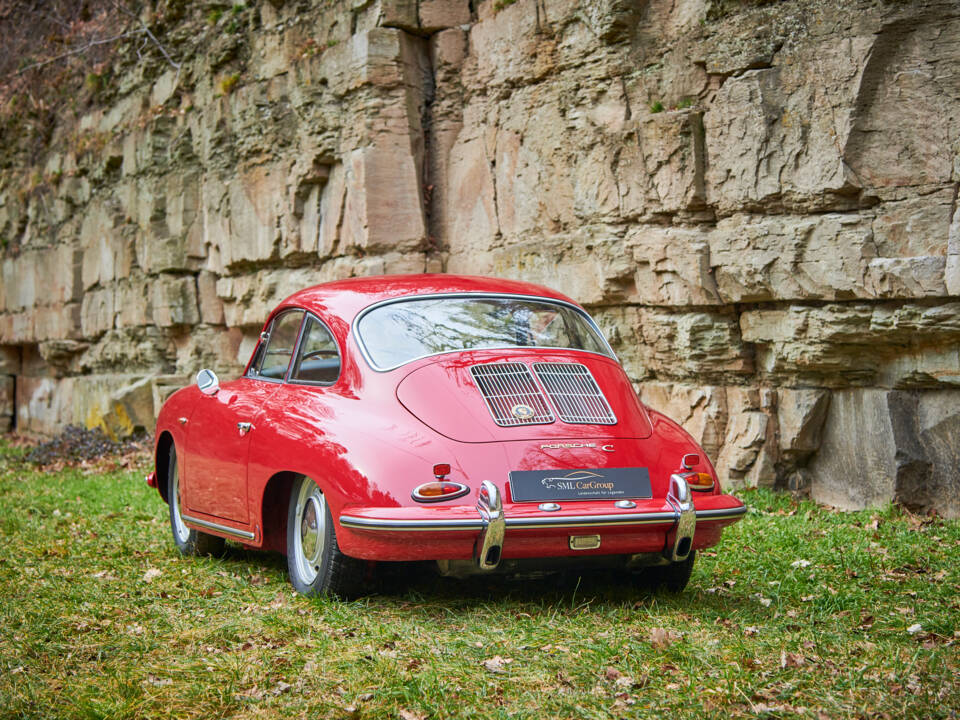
[[338, 476, 746, 570]]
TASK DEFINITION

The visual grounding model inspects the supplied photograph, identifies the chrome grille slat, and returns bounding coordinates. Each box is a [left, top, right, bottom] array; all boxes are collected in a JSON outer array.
[[532, 362, 617, 425], [470, 363, 555, 427]]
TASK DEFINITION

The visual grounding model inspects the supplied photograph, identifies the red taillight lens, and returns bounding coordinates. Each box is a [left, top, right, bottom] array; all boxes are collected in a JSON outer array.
[[412, 481, 469, 502], [433, 463, 452, 478]]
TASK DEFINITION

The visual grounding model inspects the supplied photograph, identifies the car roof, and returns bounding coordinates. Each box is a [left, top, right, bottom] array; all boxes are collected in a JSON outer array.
[[273, 274, 581, 322]]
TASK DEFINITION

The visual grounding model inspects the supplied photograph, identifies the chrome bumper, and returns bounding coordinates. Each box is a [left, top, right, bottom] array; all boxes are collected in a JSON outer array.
[[339, 486, 747, 571]]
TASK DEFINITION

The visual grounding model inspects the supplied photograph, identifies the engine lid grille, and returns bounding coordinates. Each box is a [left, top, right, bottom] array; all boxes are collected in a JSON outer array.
[[470, 363, 555, 427], [532, 362, 617, 425]]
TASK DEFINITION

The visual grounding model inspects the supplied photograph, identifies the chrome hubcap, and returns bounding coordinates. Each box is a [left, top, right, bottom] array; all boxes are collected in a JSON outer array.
[[294, 481, 325, 585], [171, 465, 190, 543]]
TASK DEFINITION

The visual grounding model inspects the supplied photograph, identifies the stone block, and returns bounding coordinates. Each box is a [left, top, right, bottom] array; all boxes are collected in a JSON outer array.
[[637, 110, 705, 214], [709, 214, 877, 303], [197, 271, 225, 325], [419, 0, 470, 32], [777, 388, 830, 462], [152, 276, 200, 328], [73, 374, 155, 438], [809, 388, 960, 518], [115, 277, 152, 328], [636, 309, 753, 381], [716, 409, 770, 488], [946, 203, 960, 296], [80, 288, 116, 338], [0, 375, 13, 431], [174, 325, 246, 377], [341, 146, 427, 254], [863, 256, 947, 299], [223, 164, 285, 268], [81, 201, 127, 290], [378, 0, 418, 31], [16, 376, 74, 436], [639, 382, 728, 462], [628, 226, 721, 306]]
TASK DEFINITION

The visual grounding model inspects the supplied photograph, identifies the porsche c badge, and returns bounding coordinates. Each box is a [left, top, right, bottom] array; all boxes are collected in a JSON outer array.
[[511, 403, 536, 419]]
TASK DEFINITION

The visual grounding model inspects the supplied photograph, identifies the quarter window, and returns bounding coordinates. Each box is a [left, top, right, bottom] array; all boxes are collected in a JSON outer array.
[[249, 310, 304, 380], [291, 316, 341, 384]]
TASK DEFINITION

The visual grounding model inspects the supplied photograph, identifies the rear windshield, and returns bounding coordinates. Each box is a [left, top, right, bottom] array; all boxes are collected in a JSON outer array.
[[356, 296, 613, 370]]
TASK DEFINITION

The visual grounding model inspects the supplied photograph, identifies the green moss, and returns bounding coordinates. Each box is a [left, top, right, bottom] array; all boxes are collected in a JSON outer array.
[[218, 73, 240, 95]]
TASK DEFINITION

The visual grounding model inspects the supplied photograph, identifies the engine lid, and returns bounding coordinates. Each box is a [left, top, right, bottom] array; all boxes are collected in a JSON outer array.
[[395, 351, 653, 443]]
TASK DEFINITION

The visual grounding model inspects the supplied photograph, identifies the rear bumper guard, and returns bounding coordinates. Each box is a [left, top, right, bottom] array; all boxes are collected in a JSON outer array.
[[475, 480, 505, 571], [664, 474, 695, 562]]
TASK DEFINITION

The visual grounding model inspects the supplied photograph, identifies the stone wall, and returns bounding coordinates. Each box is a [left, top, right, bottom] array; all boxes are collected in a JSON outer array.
[[1, 0, 958, 516]]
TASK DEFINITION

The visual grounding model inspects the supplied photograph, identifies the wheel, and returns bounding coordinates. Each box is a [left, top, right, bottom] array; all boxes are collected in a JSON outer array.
[[640, 551, 696, 593], [167, 444, 225, 557], [286, 475, 367, 598]]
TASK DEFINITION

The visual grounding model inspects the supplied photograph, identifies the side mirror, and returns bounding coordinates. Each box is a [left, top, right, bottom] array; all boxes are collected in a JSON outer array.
[[196, 368, 220, 396]]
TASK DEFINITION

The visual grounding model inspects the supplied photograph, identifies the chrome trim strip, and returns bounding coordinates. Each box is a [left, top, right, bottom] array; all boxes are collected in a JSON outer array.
[[339, 512, 676, 532], [340, 505, 745, 533], [695, 505, 747, 520], [506, 513, 676, 529], [351, 292, 619, 372], [181, 513, 256, 540], [339, 516, 485, 531]]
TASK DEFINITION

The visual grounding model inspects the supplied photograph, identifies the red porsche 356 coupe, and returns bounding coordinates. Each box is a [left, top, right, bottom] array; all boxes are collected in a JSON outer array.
[[147, 274, 745, 596]]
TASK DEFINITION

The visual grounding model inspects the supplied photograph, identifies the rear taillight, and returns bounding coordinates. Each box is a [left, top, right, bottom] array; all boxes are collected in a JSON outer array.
[[412, 481, 469, 502], [688, 472, 715, 492]]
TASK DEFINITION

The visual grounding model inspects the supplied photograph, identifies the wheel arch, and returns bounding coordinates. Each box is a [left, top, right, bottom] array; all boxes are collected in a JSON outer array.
[[260, 471, 302, 554], [155, 431, 175, 504]]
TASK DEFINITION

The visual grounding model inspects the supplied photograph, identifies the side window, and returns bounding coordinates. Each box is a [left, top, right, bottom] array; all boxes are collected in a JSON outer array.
[[290, 316, 341, 384], [250, 310, 304, 380]]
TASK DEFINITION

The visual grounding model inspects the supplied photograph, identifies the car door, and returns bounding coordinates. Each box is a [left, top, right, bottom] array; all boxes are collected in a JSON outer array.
[[183, 309, 305, 523]]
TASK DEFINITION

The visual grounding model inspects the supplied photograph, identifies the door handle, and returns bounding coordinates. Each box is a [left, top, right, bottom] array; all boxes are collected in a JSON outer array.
[[237, 421, 254, 436]]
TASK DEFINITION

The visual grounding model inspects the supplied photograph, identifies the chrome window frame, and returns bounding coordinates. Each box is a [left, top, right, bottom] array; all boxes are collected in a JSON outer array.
[[287, 311, 343, 387], [245, 309, 306, 384], [352, 292, 619, 373]]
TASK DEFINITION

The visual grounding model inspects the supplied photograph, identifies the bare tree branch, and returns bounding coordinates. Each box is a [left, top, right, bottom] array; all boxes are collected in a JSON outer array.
[[14, 29, 146, 76], [111, 1, 181, 74]]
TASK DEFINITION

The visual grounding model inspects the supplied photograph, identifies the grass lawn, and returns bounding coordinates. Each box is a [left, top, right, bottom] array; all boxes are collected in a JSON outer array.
[[0, 439, 957, 719]]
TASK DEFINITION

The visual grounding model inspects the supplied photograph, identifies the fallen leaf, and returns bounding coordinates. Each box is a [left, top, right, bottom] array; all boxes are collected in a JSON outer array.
[[399, 710, 425, 720], [648, 627, 680, 649], [144, 675, 172, 687], [482, 656, 513, 673], [907, 623, 923, 635], [604, 667, 622, 681], [791, 559, 811, 568], [142, 568, 162, 583], [272, 681, 291, 695], [781, 651, 805, 668]]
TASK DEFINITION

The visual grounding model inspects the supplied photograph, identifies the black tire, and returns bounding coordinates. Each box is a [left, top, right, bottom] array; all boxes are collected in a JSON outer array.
[[640, 551, 696, 593], [286, 475, 367, 598], [167, 444, 225, 557]]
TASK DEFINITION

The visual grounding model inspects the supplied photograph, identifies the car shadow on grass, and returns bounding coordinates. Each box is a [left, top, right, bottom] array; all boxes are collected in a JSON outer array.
[[211, 543, 754, 614]]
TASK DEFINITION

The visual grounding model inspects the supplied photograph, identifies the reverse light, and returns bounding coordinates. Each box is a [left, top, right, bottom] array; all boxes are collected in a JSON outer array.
[[412, 481, 469, 503]]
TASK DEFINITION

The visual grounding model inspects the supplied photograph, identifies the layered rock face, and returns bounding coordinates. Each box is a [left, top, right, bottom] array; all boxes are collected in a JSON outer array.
[[0, 0, 958, 516]]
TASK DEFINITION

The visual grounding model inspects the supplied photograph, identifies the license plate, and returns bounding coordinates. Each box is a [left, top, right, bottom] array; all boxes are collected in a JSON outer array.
[[509, 467, 652, 503]]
